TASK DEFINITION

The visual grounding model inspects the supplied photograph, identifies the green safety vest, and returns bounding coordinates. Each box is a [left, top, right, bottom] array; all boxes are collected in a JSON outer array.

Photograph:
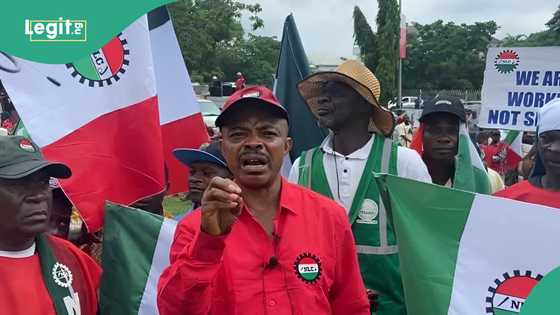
[[298, 136, 406, 315]]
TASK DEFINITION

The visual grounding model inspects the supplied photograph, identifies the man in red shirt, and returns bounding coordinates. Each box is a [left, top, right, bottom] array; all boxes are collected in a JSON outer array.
[[0, 136, 101, 315], [495, 99, 560, 208], [158, 86, 369, 315]]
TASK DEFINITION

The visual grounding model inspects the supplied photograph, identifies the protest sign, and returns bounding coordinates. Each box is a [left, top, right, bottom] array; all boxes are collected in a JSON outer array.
[[480, 47, 560, 131]]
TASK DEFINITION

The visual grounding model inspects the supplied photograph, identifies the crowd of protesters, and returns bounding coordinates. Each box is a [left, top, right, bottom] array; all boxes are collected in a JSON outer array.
[[1, 58, 558, 315]]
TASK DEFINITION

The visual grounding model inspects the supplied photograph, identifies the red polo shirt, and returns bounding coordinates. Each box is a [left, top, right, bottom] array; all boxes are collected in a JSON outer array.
[[157, 179, 369, 315], [495, 180, 560, 208]]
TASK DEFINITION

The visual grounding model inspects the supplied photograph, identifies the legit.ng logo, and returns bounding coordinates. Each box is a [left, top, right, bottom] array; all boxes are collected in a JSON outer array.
[[66, 34, 129, 87], [25, 18, 87, 42], [494, 50, 520, 74], [486, 270, 542, 314]]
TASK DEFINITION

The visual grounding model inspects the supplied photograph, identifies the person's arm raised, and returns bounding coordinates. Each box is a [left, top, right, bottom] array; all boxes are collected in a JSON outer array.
[[201, 177, 242, 235], [157, 177, 242, 315]]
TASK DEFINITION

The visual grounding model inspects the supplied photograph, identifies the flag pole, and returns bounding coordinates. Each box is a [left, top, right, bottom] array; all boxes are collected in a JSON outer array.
[[397, 0, 403, 109]]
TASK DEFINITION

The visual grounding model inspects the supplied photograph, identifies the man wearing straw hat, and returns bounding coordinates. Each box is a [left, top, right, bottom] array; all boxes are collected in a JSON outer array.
[[289, 60, 431, 315]]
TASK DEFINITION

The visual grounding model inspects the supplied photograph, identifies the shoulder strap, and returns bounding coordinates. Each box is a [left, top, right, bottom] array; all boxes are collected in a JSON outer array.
[[297, 149, 316, 188]]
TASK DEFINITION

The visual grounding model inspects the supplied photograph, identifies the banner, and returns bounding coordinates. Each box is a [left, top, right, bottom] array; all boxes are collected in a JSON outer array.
[[480, 47, 560, 131], [0, 17, 164, 232], [375, 174, 560, 315]]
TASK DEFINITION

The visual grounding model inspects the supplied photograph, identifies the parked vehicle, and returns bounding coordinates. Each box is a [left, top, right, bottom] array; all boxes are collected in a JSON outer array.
[[198, 99, 221, 138], [388, 96, 423, 109]]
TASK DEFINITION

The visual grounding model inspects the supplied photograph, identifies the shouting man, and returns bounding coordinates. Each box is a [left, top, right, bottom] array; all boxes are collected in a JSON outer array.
[[158, 86, 369, 314]]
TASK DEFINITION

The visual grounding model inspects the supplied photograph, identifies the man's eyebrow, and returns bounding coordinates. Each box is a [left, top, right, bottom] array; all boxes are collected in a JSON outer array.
[[256, 122, 283, 130], [225, 125, 250, 132]]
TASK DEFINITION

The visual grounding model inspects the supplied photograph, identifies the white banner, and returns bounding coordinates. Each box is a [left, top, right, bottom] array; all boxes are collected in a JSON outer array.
[[480, 47, 560, 131]]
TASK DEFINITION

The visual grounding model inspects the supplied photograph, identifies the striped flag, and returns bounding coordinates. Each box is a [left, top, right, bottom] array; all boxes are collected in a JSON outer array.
[[100, 202, 177, 315], [376, 174, 560, 315], [410, 123, 491, 194], [500, 129, 523, 171], [0, 17, 164, 232], [148, 6, 209, 194], [399, 14, 407, 59]]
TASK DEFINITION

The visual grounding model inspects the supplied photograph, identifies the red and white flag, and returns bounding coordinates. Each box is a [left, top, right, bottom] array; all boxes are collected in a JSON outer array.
[[0, 17, 164, 232], [400, 14, 407, 59], [500, 130, 523, 171], [148, 6, 209, 194]]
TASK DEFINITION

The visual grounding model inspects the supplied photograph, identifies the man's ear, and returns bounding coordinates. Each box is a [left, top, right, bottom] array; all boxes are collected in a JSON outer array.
[[219, 137, 225, 156], [285, 137, 293, 155]]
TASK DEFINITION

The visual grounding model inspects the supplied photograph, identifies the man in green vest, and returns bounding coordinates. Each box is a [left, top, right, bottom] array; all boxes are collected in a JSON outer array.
[[288, 60, 431, 315]]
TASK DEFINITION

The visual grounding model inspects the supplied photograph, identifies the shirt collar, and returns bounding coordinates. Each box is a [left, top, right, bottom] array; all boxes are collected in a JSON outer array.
[[0, 242, 35, 258], [279, 178, 299, 215], [239, 178, 299, 216], [320, 133, 375, 160]]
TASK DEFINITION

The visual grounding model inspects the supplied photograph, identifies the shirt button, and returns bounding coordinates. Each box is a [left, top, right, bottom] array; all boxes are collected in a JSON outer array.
[[345, 157, 349, 160], [268, 299, 277, 307], [343, 169, 348, 173]]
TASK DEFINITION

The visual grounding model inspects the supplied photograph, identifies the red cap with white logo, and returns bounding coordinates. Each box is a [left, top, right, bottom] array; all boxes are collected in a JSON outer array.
[[215, 86, 289, 127]]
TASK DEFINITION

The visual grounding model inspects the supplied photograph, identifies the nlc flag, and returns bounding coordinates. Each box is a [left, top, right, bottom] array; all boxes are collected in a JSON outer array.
[[0, 17, 164, 232], [100, 203, 176, 315], [148, 6, 208, 194], [376, 174, 560, 315]]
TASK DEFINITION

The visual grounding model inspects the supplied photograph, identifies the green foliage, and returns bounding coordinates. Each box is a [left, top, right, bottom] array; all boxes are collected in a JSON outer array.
[[354, 3, 559, 92], [215, 35, 280, 86], [403, 20, 498, 90], [169, 0, 278, 84], [353, 6, 377, 72], [501, 6, 560, 47], [375, 0, 400, 104], [546, 5, 560, 32]]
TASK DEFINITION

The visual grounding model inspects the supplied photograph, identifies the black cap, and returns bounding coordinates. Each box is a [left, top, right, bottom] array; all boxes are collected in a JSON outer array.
[[0, 136, 71, 179], [420, 96, 466, 123], [173, 141, 228, 169]]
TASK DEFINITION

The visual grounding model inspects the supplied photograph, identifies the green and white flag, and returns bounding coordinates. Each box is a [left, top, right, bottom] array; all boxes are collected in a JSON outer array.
[[454, 125, 491, 194], [100, 203, 177, 315], [376, 174, 560, 315]]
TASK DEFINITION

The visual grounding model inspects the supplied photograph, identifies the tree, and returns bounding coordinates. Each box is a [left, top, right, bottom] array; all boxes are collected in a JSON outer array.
[[168, 0, 268, 83], [353, 6, 377, 72], [215, 34, 280, 86], [546, 5, 560, 32], [375, 0, 400, 104], [402, 20, 498, 90], [500, 6, 560, 47]]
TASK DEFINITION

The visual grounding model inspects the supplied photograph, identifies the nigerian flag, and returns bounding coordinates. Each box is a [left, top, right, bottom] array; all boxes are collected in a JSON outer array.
[[376, 175, 560, 315], [100, 203, 177, 315]]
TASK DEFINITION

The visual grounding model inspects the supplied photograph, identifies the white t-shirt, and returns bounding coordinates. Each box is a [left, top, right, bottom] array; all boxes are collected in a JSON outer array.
[[393, 122, 413, 147], [288, 134, 431, 212], [0, 242, 35, 258]]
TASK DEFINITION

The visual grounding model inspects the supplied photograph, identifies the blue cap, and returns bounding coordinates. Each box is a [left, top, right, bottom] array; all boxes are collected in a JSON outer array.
[[173, 141, 227, 169]]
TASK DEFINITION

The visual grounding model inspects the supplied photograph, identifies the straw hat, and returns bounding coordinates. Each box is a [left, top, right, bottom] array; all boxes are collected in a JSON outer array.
[[297, 60, 395, 136]]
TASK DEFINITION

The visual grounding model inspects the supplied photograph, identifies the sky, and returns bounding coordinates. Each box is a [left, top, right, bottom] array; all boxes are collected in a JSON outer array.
[[239, 0, 558, 64]]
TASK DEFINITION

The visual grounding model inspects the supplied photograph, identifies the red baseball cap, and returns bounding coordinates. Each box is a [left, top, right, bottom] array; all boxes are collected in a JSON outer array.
[[215, 86, 289, 127]]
